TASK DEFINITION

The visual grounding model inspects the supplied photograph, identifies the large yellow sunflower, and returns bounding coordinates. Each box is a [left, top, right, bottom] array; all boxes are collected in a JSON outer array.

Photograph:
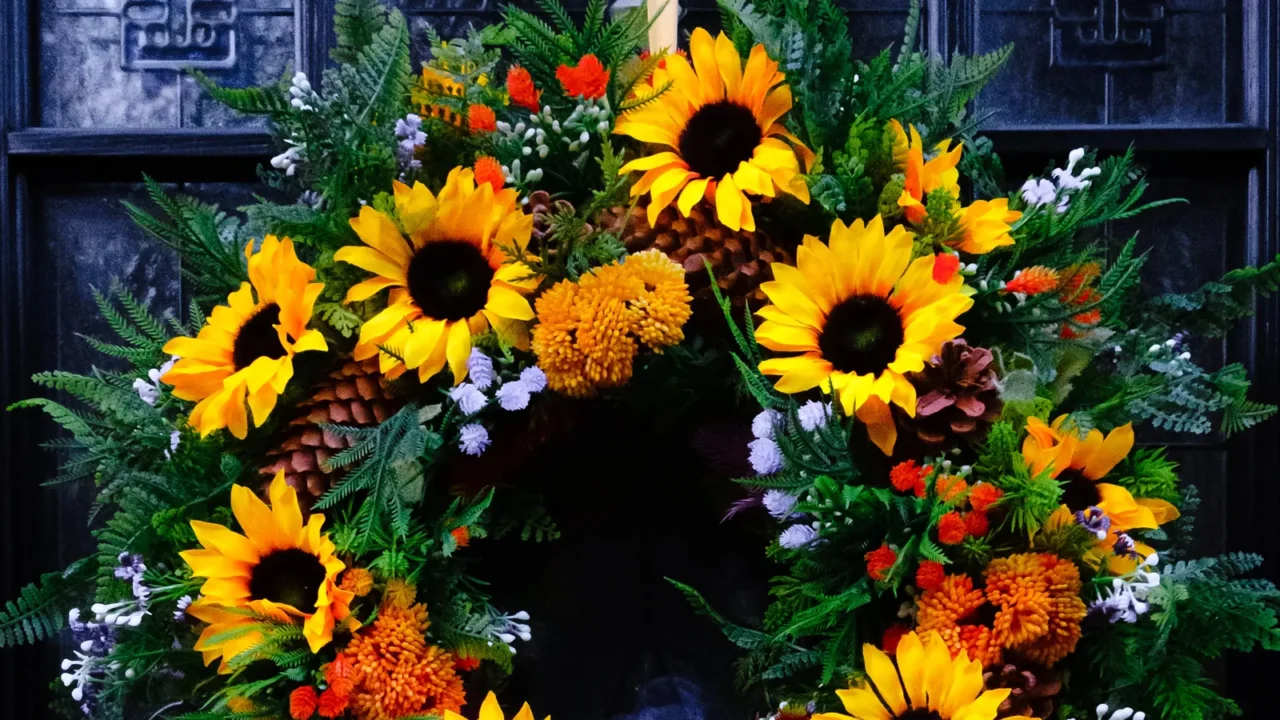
[[889, 120, 1020, 255], [161, 236, 327, 439], [336, 167, 537, 384], [755, 216, 973, 455], [813, 630, 1030, 720], [614, 28, 812, 232], [180, 471, 354, 668], [1023, 416, 1180, 571], [444, 692, 546, 720]]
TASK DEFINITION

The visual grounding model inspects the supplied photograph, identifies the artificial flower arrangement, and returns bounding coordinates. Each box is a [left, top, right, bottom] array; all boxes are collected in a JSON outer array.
[[4, 1, 1280, 720]]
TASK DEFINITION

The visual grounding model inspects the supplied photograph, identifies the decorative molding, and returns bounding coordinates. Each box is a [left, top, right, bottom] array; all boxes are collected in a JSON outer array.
[[120, 0, 239, 70], [1051, 0, 1167, 68]]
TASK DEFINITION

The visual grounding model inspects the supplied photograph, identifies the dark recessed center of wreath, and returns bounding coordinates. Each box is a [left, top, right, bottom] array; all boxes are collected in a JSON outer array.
[[897, 710, 945, 720], [248, 548, 326, 609], [233, 304, 287, 370], [678, 101, 762, 179], [407, 241, 495, 321], [818, 295, 905, 375], [1058, 470, 1102, 513]]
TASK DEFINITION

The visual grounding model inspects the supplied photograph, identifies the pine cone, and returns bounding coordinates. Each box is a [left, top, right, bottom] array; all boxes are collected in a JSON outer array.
[[984, 658, 1063, 719], [260, 358, 401, 507], [598, 199, 792, 307], [528, 190, 579, 260], [896, 340, 1002, 452]]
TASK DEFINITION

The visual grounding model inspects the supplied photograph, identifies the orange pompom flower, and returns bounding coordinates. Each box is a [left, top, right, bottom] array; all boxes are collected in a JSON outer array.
[[964, 510, 990, 537], [468, 104, 497, 133], [916, 573, 1002, 666], [556, 54, 610, 100], [935, 474, 969, 502], [915, 560, 946, 591], [932, 252, 961, 283], [325, 654, 356, 697], [455, 654, 481, 672], [889, 460, 930, 496], [968, 483, 1003, 513], [451, 526, 472, 548], [1003, 266, 1060, 295], [318, 688, 349, 718], [937, 511, 967, 545], [984, 553, 1087, 666], [881, 624, 910, 655], [290, 687, 319, 720], [506, 66, 541, 112], [340, 567, 374, 597], [864, 543, 898, 581], [473, 156, 505, 191]]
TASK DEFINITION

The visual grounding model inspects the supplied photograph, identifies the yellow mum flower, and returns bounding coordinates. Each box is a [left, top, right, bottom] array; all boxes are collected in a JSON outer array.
[[889, 120, 1020, 255], [336, 167, 537, 384], [162, 236, 327, 439], [615, 28, 812, 232], [180, 471, 354, 669], [755, 216, 973, 455], [445, 692, 547, 720], [813, 630, 1020, 720], [1022, 416, 1180, 572]]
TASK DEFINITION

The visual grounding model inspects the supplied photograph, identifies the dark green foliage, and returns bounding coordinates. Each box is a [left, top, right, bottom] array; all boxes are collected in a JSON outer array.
[[0, 561, 92, 647], [122, 175, 247, 300], [1143, 253, 1280, 339], [333, 0, 389, 65], [192, 70, 291, 116]]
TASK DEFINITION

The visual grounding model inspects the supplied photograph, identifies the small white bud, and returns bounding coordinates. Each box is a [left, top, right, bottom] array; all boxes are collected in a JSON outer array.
[[1148, 344, 1162, 353], [511, 610, 530, 620], [514, 122, 526, 134], [552, 120, 561, 132], [579, 130, 590, 143], [522, 146, 531, 156]]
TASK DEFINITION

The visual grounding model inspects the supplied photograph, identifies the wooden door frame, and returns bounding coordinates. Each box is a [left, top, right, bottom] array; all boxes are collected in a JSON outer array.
[[1, 0, 1277, 714]]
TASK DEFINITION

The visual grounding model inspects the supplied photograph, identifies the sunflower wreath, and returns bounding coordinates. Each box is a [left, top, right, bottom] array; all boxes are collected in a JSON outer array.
[[6, 2, 1280, 720]]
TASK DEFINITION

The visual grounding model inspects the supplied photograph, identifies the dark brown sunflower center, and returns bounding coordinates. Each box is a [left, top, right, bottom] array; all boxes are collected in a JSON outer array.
[[1058, 469, 1101, 512], [678, 101, 762, 179], [897, 710, 944, 720], [248, 548, 326, 609], [406, 241, 495, 321], [818, 295, 905, 375], [232, 303, 287, 371]]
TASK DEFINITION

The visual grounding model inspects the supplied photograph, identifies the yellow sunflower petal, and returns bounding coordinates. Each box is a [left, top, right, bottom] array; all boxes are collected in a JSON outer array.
[[189, 520, 259, 564], [715, 174, 747, 231], [758, 277, 824, 329], [620, 151, 685, 174], [952, 689, 1011, 720], [446, 318, 472, 385], [333, 245, 407, 284], [688, 28, 725, 101], [179, 549, 252, 579], [754, 322, 820, 352], [896, 631, 927, 709], [833, 687, 890, 720], [479, 692, 506, 720], [403, 318, 447, 369], [759, 354, 833, 393], [348, 205, 412, 266], [863, 644, 908, 714], [677, 177, 711, 216], [1082, 423, 1134, 480], [230, 482, 291, 553], [938, 657, 985, 718], [855, 396, 897, 455], [266, 471, 304, 543], [486, 284, 535, 321], [921, 631, 954, 709]]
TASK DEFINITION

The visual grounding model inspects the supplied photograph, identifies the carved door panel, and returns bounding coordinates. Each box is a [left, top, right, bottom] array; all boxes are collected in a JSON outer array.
[[1, 1, 1275, 716]]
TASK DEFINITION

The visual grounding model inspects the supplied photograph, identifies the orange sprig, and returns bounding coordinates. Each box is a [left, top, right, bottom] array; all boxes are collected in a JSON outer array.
[[1003, 266, 1060, 295], [556, 54, 610, 100], [506, 66, 541, 112], [468, 104, 497, 133]]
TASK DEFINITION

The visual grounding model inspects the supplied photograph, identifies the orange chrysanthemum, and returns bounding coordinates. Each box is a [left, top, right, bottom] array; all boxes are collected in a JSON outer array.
[[468, 104, 497, 133], [556, 54, 610, 99], [984, 553, 1086, 667], [532, 251, 690, 397], [291, 687, 319, 720], [864, 544, 898, 582], [890, 460, 930, 496], [342, 599, 465, 720], [936, 475, 969, 502], [506, 66, 541, 112], [968, 483, 1003, 513], [915, 560, 946, 591], [340, 568, 375, 597], [473, 156, 505, 191], [937, 512, 967, 545], [1003, 266, 1060, 295], [916, 574, 1002, 666]]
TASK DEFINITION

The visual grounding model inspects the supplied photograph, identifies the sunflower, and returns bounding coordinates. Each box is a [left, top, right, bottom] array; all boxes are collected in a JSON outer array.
[[336, 167, 537, 384], [1022, 416, 1180, 571], [813, 630, 1028, 720], [180, 471, 354, 667], [889, 120, 1020, 255], [755, 216, 973, 455], [161, 236, 327, 439], [614, 28, 812, 232], [444, 692, 547, 720]]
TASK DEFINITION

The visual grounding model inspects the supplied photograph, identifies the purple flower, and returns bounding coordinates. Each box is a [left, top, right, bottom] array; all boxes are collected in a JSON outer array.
[[519, 366, 548, 392], [798, 401, 831, 432], [751, 409, 782, 440], [778, 524, 817, 549], [1112, 532, 1142, 561], [1074, 506, 1111, 540], [747, 438, 783, 475], [467, 350, 496, 390], [762, 490, 797, 519], [449, 383, 487, 415], [458, 424, 491, 456], [496, 381, 532, 411], [173, 595, 193, 623]]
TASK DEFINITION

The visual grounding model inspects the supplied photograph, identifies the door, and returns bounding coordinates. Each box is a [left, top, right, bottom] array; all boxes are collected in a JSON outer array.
[[1, 0, 1275, 715]]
